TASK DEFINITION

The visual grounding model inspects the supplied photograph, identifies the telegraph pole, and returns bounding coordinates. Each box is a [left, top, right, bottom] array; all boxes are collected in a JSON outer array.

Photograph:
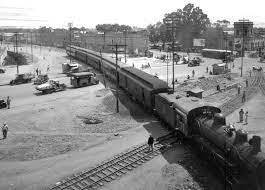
[[241, 19, 246, 77], [15, 32, 19, 74], [108, 43, 127, 113], [124, 30, 127, 63], [68, 22, 73, 64], [165, 15, 181, 92], [31, 31, 33, 64]]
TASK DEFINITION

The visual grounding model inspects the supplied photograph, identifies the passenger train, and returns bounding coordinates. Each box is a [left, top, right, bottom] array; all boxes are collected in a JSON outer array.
[[66, 45, 265, 190]]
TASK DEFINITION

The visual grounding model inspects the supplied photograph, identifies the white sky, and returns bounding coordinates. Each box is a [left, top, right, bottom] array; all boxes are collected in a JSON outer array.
[[1, 0, 265, 28]]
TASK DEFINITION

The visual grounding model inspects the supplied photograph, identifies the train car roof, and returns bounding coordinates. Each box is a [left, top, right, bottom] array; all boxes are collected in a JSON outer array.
[[158, 93, 220, 114], [121, 67, 169, 90], [202, 48, 232, 53], [70, 45, 128, 68]]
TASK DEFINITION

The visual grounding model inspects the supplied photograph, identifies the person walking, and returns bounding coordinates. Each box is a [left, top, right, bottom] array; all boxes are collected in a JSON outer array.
[[246, 79, 248, 88], [206, 66, 209, 73], [6, 96, 11, 109], [245, 111, 248, 124], [242, 91, 246, 103], [192, 70, 195, 78], [36, 68, 39, 76], [147, 135, 154, 152], [238, 85, 241, 94], [2, 123, 8, 139], [239, 109, 244, 123]]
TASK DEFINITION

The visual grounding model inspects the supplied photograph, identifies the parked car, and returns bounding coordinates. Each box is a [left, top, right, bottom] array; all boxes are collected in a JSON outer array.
[[36, 80, 66, 94], [33, 74, 49, 85], [10, 73, 35, 85], [188, 59, 200, 67], [0, 99, 7, 109]]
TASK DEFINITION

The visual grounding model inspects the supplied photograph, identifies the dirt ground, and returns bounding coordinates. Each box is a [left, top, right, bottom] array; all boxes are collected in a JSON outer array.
[[0, 45, 264, 190]]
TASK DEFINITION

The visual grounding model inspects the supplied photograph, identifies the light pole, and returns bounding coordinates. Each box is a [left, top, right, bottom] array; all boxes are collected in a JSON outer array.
[[68, 22, 73, 64]]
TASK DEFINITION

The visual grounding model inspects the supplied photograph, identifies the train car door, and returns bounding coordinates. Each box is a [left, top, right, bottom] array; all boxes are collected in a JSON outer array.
[[175, 111, 188, 136]]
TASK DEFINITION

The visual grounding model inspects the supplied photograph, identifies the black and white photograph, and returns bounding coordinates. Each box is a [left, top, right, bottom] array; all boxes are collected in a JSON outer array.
[[0, 0, 265, 189]]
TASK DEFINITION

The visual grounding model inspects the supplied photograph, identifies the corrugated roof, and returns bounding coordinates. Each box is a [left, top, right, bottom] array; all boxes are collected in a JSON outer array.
[[121, 67, 168, 90]]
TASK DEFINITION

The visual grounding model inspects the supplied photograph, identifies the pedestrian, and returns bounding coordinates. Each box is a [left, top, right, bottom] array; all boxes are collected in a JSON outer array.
[[192, 70, 195, 78], [36, 68, 39, 76], [206, 66, 209, 73], [147, 135, 154, 152], [238, 85, 241, 94], [47, 65, 50, 72], [2, 123, 8, 139], [6, 96, 11, 109], [239, 109, 244, 123], [217, 84, 221, 91], [246, 79, 248, 88], [245, 111, 248, 124], [242, 91, 246, 103]]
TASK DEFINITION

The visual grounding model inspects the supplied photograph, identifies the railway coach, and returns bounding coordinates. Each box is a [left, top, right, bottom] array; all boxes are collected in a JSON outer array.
[[119, 67, 169, 111], [154, 93, 220, 136]]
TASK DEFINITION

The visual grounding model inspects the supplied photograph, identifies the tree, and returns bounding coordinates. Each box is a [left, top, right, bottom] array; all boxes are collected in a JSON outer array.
[[161, 3, 210, 48], [213, 19, 231, 28]]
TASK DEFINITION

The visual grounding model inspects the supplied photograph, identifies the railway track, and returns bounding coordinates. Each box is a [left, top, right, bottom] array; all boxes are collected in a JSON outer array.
[[49, 132, 179, 190], [219, 70, 264, 116]]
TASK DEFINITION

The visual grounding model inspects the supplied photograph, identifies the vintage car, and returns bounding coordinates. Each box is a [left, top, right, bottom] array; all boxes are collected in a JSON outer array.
[[36, 80, 66, 94], [0, 99, 7, 109], [10, 73, 35, 85], [70, 72, 99, 88], [33, 74, 49, 85]]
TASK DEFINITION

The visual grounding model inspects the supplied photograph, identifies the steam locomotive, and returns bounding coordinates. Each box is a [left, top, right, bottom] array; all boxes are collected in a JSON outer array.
[[66, 45, 265, 190]]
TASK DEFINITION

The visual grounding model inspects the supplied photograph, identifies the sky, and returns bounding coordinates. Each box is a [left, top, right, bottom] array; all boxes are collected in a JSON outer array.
[[1, 0, 265, 29]]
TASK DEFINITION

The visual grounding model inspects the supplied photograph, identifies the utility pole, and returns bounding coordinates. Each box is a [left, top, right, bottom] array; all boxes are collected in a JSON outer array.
[[165, 15, 180, 92], [166, 51, 169, 85], [108, 43, 127, 113], [124, 30, 127, 63], [31, 31, 33, 64], [241, 19, 246, 77], [14, 32, 19, 74], [68, 22, 73, 64]]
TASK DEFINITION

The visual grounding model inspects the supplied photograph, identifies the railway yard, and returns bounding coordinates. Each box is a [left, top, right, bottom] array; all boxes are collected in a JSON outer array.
[[0, 44, 265, 190]]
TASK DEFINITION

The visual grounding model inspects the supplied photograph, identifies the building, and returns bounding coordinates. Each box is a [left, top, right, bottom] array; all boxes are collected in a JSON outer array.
[[234, 20, 265, 51]]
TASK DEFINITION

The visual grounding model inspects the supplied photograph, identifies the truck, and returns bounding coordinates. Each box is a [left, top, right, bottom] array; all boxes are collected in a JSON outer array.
[[35, 80, 66, 94], [33, 74, 49, 85], [10, 73, 35, 85], [70, 72, 99, 88]]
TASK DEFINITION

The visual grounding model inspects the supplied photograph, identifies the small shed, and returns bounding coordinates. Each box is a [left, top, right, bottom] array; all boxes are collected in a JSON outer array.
[[212, 63, 229, 75], [186, 87, 204, 99]]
